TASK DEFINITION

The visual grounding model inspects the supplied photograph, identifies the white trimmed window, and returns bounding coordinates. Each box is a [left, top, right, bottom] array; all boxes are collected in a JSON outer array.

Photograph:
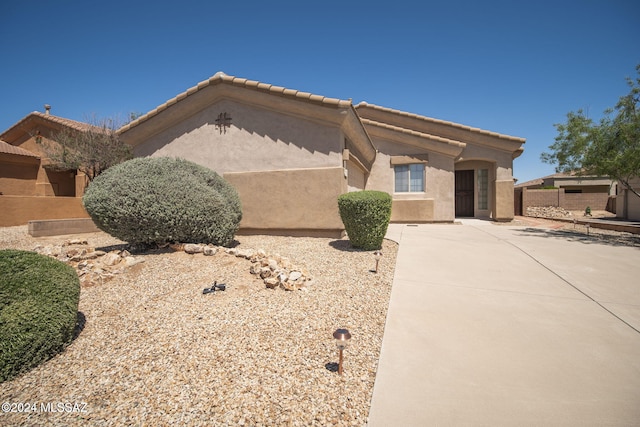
[[394, 164, 425, 192]]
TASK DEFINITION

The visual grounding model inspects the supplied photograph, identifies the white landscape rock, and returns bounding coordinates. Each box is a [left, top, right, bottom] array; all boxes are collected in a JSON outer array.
[[184, 244, 205, 254]]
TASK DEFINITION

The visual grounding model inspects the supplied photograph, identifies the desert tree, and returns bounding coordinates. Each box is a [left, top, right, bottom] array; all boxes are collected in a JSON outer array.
[[541, 64, 640, 198], [40, 115, 133, 181]]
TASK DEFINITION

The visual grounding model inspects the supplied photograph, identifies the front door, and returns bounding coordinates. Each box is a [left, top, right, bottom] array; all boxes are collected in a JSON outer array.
[[455, 170, 474, 217]]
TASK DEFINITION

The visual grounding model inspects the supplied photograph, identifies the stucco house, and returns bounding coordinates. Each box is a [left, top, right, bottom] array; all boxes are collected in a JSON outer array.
[[118, 72, 525, 237], [0, 108, 92, 226]]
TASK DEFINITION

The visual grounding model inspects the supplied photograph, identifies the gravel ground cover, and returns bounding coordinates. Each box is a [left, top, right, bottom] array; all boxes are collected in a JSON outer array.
[[0, 226, 397, 426]]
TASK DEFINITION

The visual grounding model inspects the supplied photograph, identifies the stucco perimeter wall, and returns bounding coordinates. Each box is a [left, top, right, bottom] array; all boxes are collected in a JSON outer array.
[[0, 196, 90, 227], [134, 99, 343, 174], [494, 180, 515, 221], [224, 167, 345, 236]]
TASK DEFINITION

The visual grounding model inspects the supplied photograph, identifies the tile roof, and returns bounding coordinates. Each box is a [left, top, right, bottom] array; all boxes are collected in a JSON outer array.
[[0, 139, 40, 158], [119, 72, 353, 133], [0, 112, 101, 142], [360, 118, 466, 148], [355, 102, 526, 143]]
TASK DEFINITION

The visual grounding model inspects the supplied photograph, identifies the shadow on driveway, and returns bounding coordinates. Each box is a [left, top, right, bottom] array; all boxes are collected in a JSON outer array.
[[517, 227, 640, 248]]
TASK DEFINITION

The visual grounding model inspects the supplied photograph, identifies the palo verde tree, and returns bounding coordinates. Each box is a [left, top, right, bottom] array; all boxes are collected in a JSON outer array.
[[39, 115, 132, 181], [541, 64, 640, 199]]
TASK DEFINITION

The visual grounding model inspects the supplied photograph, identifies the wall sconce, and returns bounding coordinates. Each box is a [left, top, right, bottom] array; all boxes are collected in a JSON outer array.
[[333, 328, 351, 375]]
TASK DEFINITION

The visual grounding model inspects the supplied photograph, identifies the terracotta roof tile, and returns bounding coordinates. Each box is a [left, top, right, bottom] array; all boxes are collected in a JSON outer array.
[[356, 102, 526, 143], [119, 72, 352, 133], [0, 112, 102, 142], [0, 139, 40, 158]]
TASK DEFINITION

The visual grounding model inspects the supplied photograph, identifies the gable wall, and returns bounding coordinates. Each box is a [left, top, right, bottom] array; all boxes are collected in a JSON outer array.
[[135, 99, 343, 174]]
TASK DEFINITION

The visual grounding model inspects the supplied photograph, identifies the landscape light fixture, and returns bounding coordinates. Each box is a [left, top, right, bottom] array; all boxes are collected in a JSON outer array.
[[573, 218, 577, 229], [373, 250, 383, 273], [586, 223, 590, 236], [333, 328, 351, 375]]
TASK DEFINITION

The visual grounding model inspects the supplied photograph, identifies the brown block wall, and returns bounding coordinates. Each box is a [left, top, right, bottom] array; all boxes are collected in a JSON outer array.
[[522, 188, 611, 213], [0, 196, 90, 227]]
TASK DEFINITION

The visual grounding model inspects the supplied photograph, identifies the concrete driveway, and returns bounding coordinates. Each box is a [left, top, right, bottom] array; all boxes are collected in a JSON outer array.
[[368, 221, 640, 426]]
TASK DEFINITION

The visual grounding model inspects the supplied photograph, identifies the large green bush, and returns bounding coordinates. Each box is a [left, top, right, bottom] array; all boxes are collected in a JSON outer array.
[[83, 157, 242, 247], [0, 250, 80, 383], [338, 190, 392, 250]]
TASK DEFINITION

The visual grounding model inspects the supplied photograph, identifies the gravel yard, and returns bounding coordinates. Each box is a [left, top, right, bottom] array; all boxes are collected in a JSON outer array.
[[0, 226, 398, 426]]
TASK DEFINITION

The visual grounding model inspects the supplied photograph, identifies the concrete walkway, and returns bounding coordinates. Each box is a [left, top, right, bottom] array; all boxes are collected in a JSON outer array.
[[368, 220, 640, 426]]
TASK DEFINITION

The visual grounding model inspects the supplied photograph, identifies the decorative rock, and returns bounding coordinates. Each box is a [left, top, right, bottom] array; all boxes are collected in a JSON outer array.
[[236, 249, 254, 259], [277, 272, 288, 284], [264, 277, 279, 288], [124, 256, 145, 267], [249, 263, 262, 275], [203, 246, 218, 256], [259, 267, 272, 279], [102, 252, 122, 266], [184, 244, 205, 254], [289, 271, 303, 282], [268, 259, 279, 271]]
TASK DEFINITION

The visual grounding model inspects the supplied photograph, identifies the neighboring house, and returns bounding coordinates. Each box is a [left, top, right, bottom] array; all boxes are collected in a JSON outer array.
[[616, 177, 640, 221], [514, 172, 616, 215], [0, 107, 92, 226], [118, 72, 526, 237]]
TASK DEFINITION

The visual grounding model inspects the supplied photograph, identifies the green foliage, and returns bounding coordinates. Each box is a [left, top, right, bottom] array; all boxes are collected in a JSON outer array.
[[0, 250, 80, 383], [83, 157, 242, 247], [338, 191, 392, 250], [541, 64, 640, 198]]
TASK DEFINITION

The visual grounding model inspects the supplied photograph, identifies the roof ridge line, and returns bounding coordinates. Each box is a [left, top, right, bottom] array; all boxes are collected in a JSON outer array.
[[356, 102, 525, 143], [360, 118, 466, 148], [119, 72, 352, 133]]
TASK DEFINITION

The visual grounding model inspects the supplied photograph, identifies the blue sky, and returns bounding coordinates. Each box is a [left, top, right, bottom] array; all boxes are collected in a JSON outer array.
[[1, 0, 638, 183]]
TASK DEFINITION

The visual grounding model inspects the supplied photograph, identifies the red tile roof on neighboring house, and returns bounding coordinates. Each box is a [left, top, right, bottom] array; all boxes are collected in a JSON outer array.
[[0, 139, 40, 158], [0, 112, 101, 143]]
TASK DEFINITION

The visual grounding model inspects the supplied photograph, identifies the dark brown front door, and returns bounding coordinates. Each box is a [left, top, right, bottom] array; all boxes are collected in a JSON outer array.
[[455, 170, 474, 217]]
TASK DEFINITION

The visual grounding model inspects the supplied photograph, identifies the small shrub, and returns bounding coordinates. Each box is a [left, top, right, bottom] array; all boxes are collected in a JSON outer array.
[[0, 250, 80, 383], [338, 190, 392, 250], [83, 157, 242, 247]]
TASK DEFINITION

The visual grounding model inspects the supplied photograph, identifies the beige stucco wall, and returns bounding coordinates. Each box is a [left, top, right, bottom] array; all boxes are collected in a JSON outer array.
[[134, 99, 343, 174], [346, 159, 366, 192], [367, 138, 455, 222], [617, 177, 640, 220], [224, 167, 345, 234], [391, 199, 435, 222]]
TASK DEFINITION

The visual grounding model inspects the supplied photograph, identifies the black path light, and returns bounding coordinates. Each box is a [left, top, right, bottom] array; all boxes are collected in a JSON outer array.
[[333, 328, 351, 375], [203, 281, 226, 294]]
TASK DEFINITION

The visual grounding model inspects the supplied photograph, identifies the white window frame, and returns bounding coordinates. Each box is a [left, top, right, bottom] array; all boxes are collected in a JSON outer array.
[[477, 168, 489, 210], [394, 163, 425, 193]]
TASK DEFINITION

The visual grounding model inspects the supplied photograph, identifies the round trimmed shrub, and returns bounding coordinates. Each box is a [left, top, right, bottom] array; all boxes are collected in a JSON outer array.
[[338, 190, 392, 250], [83, 157, 242, 247], [0, 250, 80, 383]]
